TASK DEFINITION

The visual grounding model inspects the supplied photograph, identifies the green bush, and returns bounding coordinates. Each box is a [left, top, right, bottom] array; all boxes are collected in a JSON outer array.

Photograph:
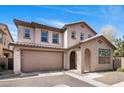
[[117, 67, 124, 72]]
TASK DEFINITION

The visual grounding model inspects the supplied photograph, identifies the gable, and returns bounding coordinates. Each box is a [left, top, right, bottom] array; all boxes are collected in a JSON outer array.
[[64, 21, 97, 35], [0, 24, 14, 42], [80, 35, 116, 50]]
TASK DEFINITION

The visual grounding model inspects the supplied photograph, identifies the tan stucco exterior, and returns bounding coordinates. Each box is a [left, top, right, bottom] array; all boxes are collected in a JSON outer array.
[[12, 19, 115, 74], [121, 57, 124, 68], [64, 24, 96, 48], [0, 24, 13, 58], [80, 37, 113, 72], [17, 25, 63, 48]]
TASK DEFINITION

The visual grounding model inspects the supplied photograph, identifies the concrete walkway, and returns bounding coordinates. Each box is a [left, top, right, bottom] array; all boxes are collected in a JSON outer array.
[[65, 70, 124, 87], [0, 71, 93, 87], [65, 71, 109, 87], [70, 71, 124, 87], [0, 70, 124, 87]]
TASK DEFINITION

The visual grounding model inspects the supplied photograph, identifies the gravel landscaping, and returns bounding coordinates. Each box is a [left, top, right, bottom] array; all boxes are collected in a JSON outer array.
[[94, 71, 124, 85]]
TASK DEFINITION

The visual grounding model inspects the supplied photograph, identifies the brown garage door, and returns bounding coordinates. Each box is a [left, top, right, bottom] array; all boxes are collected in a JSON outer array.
[[21, 50, 63, 72]]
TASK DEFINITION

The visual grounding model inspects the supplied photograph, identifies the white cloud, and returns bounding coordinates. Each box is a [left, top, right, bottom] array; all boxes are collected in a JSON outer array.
[[36, 6, 94, 16], [50, 20, 66, 27], [65, 9, 93, 16], [38, 18, 66, 28]]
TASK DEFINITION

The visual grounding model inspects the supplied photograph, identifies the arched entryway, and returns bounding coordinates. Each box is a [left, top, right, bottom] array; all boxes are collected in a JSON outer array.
[[84, 48, 91, 72], [70, 51, 76, 69]]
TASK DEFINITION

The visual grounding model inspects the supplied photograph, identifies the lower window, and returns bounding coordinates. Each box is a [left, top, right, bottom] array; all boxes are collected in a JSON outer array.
[[98, 49, 111, 64]]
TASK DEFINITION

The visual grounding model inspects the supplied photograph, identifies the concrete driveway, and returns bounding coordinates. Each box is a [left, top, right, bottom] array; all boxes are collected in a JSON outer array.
[[0, 72, 94, 87]]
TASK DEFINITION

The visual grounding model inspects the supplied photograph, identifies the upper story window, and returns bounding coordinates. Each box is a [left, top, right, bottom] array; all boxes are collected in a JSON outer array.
[[0, 31, 3, 43], [88, 34, 92, 38], [41, 31, 48, 42], [52, 33, 59, 44], [80, 33, 84, 40], [71, 32, 76, 39], [24, 29, 30, 39]]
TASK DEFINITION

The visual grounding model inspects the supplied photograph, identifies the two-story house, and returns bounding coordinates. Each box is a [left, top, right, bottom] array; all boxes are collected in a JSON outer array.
[[10, 19, 116, 74], [0, 23, 14, 69]]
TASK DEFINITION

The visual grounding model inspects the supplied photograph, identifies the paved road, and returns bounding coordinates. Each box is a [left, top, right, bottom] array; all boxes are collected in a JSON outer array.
[[0, 74, 94, 87]]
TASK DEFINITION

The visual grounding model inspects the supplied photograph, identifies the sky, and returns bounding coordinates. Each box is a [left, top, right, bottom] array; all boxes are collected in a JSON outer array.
[[0, 5, 124, 41]]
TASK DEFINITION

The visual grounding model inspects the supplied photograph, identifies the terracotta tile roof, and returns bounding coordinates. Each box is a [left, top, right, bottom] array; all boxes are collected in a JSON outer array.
[[14, 19, 98, 35], [14, 19, 65, 33], [9, 42, 65, 50]]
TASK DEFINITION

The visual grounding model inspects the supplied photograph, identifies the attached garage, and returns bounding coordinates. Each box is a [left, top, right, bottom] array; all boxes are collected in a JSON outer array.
[[21, 50, 63, 72]]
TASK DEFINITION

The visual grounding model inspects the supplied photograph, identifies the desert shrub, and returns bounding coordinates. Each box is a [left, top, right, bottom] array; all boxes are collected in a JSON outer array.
[[117, 67, 124, 72]]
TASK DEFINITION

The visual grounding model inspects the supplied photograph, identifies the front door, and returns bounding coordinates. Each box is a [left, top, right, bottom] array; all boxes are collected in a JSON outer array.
[[70, 51, 76, 69]]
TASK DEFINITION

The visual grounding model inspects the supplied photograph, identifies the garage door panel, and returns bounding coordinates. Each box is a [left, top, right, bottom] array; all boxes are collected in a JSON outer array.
[[21, 50, 63, 72]]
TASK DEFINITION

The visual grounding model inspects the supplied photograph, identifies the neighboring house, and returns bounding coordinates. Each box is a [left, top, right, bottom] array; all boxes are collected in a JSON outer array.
[[10, 19, 116, 74], [0, 23, 14, 69]]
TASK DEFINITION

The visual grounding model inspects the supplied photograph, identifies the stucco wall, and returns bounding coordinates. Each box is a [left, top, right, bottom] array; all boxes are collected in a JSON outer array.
[[14, 47, 21, 74], [64, 24, 96, 48], [121, 57, 124, 68], [0, 44, 3, 57], [17, 25, 35, 43], [34, 28, 63, 47], [0, 24, 13, 58], [81, 37, 113, 72], [17, 26, 63, 47]]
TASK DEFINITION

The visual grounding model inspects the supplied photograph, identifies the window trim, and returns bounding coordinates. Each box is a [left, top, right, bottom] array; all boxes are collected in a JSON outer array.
[[24, 29, 30, 39], [41, 31, 48, 43], [80, 33, 84, 40], [98, 48, 111, 64], [71, 32, 76, 39], [52, 32, 59, 44]]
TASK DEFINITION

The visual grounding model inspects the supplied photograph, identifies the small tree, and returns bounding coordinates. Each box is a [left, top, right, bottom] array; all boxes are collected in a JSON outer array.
[[100, 25, 116, 43], [113, 36, 124, 57]]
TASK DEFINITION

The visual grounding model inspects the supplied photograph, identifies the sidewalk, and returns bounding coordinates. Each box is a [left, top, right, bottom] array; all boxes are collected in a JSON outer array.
[[65, 71, 124, 87], [65, 71, 109, 87]]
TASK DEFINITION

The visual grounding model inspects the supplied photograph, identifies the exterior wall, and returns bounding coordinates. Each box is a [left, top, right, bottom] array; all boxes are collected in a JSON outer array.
[[63, 30, 68, 48], [76, 49, 82, 73], [64, 24, 96, 48], [17, 26, 63, 47], [14, 47, 21, 74], [0, 43, 3, 57], [17, 25, 35, 43], [0, 24, 13, 58], [65, 47, 82, 74], [63, 51, 68, 69], [34, 28, 63, 47], [121, 57, 124, 68], [81, 38, 113, 72]]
